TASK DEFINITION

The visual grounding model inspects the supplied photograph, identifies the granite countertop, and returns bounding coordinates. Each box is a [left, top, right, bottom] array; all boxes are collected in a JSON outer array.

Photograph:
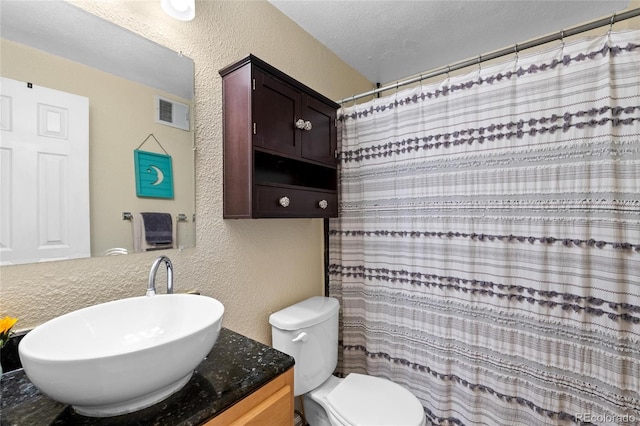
[[1, 328, 295, 426]]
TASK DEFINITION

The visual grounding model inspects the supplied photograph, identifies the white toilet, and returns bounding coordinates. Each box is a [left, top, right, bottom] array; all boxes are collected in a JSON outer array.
[[269, 296, 426, 426]]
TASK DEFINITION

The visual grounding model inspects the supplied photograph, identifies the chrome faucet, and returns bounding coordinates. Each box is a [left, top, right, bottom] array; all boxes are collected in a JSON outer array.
[[147, 256, 174, 296]]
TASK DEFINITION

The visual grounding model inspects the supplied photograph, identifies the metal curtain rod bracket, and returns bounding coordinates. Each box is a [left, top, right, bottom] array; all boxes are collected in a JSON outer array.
[[338, 7, 640, 104]]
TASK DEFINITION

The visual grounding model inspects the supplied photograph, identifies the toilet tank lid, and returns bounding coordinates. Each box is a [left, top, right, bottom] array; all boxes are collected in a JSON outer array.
[[269, 296, 339, 330]]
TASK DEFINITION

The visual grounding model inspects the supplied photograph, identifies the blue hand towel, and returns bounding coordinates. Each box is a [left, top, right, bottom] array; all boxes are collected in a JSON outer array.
[[140, 212, 173, 244]]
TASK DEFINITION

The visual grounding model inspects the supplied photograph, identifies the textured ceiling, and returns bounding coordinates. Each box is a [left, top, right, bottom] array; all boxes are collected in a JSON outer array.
[[269, 0, 629, 85]]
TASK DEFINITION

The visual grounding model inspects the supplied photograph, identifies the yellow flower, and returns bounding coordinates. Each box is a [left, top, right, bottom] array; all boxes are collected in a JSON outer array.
[[0, 316, 18, 348]]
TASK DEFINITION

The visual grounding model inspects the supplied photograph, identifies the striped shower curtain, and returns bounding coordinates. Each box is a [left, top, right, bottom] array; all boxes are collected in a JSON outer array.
[[329, 30, 640, 425]]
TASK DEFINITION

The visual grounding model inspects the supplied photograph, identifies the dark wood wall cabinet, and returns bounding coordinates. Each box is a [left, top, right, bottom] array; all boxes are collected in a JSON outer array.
[[220, 55, 340, 218]]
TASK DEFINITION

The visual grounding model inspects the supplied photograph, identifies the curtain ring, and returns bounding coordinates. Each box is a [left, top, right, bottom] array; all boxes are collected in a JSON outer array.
[[609, 13, 616, 33], [606, 13, 616, 48], [607, 13, 616, 47]]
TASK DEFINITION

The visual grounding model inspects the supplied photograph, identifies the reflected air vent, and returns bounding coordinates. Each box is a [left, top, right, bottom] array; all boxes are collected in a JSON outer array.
[[155, 96, 190, 131], [159, 98, 173, 123]]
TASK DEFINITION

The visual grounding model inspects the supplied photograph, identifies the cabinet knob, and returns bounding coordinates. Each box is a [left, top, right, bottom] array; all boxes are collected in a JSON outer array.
[[318, 200, 328, 209], [295, 119, 306, 130], [279, 196, 290, 208], [304, 120, 313, 131]]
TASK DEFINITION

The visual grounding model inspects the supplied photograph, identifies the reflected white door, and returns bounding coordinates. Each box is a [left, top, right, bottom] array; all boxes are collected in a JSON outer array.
[[0, 77, 90, 265]]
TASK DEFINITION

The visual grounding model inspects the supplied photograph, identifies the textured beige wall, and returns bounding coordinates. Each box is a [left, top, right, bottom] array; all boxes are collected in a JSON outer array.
[[0, 0, 373, 344], [1, 39, 195, 255]]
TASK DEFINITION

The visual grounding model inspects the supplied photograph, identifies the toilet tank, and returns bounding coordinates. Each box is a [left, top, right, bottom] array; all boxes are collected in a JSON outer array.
[[269, 296, 339, 396]]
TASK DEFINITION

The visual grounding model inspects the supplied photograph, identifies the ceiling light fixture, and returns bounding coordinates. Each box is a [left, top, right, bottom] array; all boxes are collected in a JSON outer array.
[[161, 0, 195, 21]]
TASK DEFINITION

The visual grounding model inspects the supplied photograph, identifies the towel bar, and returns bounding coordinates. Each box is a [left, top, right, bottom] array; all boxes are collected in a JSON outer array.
[[123, 212, 189, 222]]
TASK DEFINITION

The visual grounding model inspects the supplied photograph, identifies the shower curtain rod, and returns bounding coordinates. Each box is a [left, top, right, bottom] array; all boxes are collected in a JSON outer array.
[[338, 7, 640, 104]]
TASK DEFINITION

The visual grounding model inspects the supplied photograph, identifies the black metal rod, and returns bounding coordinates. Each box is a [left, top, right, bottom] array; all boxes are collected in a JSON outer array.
[[324, 218, 330, 297], [338, 7, 640, 104]]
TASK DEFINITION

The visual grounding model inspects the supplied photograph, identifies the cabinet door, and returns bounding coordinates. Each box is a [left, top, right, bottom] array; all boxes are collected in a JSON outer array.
[[229, 386, 292, 426], [203, 368, 294, 426], [253, 68, 301, 157], [301, 95, 337, 166]]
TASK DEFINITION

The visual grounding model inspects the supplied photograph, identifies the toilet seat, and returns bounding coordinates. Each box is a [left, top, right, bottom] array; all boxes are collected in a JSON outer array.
[[325, 373, 426, 426]]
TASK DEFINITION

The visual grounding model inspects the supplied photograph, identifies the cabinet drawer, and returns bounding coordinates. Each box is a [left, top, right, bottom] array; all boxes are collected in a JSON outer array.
[[254, 185, 337, 218]]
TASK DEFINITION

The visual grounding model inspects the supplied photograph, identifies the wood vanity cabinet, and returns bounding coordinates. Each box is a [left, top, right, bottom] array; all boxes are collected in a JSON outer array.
[[220, 55, 339, 218], [203, 368, 294, 426]]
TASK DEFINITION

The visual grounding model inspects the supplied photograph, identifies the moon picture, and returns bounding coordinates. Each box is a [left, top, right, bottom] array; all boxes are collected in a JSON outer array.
[[134, 149, 174, 198], [148, 165, 164, 185]]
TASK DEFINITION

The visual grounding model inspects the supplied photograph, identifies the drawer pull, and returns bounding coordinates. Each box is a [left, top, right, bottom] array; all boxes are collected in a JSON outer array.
[[318, 200, 328, 209], [304, 120, 313, 131], [279, 196, 290, 208]]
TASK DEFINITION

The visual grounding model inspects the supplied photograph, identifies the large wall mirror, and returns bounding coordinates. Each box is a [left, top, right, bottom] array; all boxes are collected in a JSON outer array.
[[0, 1, 195, 265]]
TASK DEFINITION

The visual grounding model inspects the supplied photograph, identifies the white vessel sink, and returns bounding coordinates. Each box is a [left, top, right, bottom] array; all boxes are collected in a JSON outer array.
[[18, 294, 224, 417]]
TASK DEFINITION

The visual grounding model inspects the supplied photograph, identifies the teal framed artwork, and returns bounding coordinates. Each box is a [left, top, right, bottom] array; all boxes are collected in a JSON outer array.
[[134, 150, 174, 198]]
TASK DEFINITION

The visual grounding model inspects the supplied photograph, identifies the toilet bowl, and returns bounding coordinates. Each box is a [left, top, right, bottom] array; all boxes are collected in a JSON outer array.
[[269, 296, 426, 426]]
